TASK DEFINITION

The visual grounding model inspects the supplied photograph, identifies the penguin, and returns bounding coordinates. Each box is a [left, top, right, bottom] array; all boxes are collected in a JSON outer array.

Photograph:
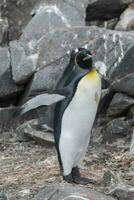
[[14, 47, 106, 185], [53, 48, 102, 185]]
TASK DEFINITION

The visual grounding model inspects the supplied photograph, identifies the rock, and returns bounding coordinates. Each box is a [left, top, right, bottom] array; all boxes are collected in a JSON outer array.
[[110, 184, 134, 200], [128, 105, 134, 118], [10, 24, 134, 85], [110, 46, 134, 96], [0, 106, 37, 133], [27, 0, 86, 32], [84, 29, 134, 82], [0, 193, 8, 200], [101, 170, 118, 187], [10, 41, 38, 84], [33, 183, 116, 200], [86, 0, 133, 22], [115, 4, 134, 31], [32, 0, 89, 18], [107, 93, 134, 117], [0, 47, 23, 100], [130, 129, 134, 154], [19, 189, 31, 197], [0, 17, 8, 45], [105, 118, 130, 136], [1, 0, 36, 29], [16, 119, 54, 144], [86, 18, 119, 30]]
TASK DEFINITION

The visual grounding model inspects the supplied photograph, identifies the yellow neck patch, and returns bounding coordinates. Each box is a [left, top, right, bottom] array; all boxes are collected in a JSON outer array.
[[84, 68, 98, 80]]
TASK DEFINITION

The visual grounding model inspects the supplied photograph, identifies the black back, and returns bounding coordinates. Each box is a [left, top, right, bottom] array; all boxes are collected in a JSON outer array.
[[53, 48, 93, 170]]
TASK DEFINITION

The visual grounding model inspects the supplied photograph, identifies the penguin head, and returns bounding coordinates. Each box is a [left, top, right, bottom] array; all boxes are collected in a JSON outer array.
[[74, 48, 93, 70]]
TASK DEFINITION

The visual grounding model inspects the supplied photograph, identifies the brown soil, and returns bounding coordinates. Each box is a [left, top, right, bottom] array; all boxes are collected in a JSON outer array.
[[0, 132, 134, 200]]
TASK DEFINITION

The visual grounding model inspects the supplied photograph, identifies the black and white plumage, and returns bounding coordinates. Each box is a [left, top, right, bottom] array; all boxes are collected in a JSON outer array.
[[14, 48, 107, 185]]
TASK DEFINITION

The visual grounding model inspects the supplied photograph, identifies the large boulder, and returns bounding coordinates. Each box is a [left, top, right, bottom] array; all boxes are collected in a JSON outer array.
[[10, 26, 134, 85], [33, 183, 116, 200], [0, 17, 8, 45], [1, 0, 37, 42], [86, 0, 134, 22], [110, 45, 134, 96], [10, 41, 38, 84], [115, 4, 134, 31], [0, 47, 23, 101], [107, 93, 134, 117]]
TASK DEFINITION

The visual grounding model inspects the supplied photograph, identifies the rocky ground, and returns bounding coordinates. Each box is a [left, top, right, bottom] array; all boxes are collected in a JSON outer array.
[[0, 0, 134, 199], [0, 130, 134, 200]]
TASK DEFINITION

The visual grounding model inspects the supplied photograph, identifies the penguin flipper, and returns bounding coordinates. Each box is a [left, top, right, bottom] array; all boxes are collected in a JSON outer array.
[[13, 93, 65, 117]]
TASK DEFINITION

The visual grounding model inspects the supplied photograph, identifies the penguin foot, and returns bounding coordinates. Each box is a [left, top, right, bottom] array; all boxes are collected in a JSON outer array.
[[71, 167, 97, 185], [63, 174, 73, 183]]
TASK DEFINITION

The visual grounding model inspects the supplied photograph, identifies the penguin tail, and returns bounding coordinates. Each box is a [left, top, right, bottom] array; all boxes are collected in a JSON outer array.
[[13, 93, 65, 117]]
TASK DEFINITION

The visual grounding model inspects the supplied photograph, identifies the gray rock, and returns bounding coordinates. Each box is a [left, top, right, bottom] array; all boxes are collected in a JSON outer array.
[[0, 193, 8, 200], [105, 118, 130, 136], [110, 184, 134, 200], [110, 43, 134, 96], [16, 119, 54, 144], [128, 105, 134, 118], [1, 0, 37, 29], [27, 0, 86, 33], [130, 129, 134, 154], [115, 4, 134, 31], [10, 41, 38, 84], [0, 18, 8, 45], [86, 0, 134, 22], [0, 47, 23, 100], [0, 106, 37, 133], [33, 183, 116, 200], [32, 0, 89, 18], [107, 93, 134, 117], [10, 26, 134, 85], [86, 18, 119, 30]]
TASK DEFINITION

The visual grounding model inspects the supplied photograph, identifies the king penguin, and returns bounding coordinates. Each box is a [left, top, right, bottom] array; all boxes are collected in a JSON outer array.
[[54, 48, 102, 185], [13, 47, 106, 185]]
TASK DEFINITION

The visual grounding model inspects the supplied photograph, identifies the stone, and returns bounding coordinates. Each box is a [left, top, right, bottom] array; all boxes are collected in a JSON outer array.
[[0, 17, 8, 45], [10, 25, 134, 85], [105, 118, 130, 136], [16, 119, 54, 144], [0, 106, 37, 133], [107, 93, 134, 117], [29, 0, 87, 29], [10, 41, 38, 84], [130, 129, 134, 154], [86, 0, 134, 22], [110, 45, 134, 96], [19, 189, 31, 197], [33, 183, 116, 200], [0, 193, 8, 200], [128, 105, 134, 118], [86, 18, 119, 30], [115, 4, 134, 31], [0, 47, 23, 100], [1, 0, 37, 42], [84, 29, 134, 82], [110, 184, 134, 200]]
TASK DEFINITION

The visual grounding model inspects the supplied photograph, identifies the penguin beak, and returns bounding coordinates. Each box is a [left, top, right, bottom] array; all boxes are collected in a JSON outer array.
[[83, 54, 92, 61], [94, 61, 107, 80]]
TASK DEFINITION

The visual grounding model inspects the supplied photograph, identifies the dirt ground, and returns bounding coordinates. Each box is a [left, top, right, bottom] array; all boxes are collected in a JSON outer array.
[[0, 131, 134, 200]]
